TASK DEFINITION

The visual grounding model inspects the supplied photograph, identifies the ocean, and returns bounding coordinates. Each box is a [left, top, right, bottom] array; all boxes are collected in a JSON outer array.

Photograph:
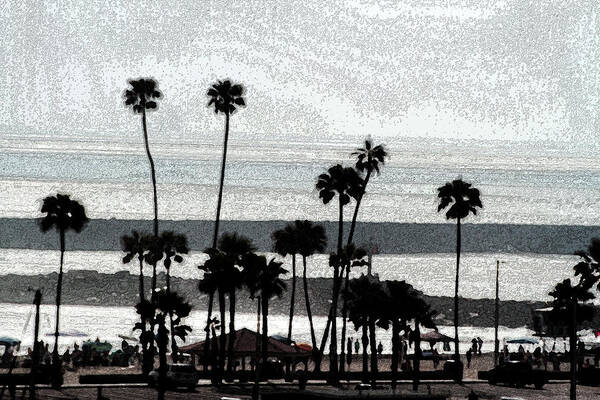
[[1, 133, 599, 351]]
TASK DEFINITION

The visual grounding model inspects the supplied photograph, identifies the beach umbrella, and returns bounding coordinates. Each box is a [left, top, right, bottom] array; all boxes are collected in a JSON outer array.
[[506, 337, 539, 345], [0, 336, 21, 347]]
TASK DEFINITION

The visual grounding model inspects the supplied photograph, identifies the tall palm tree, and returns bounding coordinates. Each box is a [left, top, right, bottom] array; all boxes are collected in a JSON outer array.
[[218, 232, 255, 375], [206, 79, 246, 248], [272, 223, 299, 343], [121, 230, 154, 374], [347, 138, 388, 244], [437, 179, 482, 361], [295, 220, 327, 363], [39, 194, 88, 387], [157, 231, 189, 362], [315, 164, 362, 377], [123, 78, 162, 237]]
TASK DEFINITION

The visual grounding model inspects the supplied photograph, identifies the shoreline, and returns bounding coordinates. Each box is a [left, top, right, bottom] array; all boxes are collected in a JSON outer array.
[[3, 269, 569, 329]]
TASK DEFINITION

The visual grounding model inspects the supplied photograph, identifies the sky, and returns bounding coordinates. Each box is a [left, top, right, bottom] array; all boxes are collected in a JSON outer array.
[[1, 0, 598, 144]]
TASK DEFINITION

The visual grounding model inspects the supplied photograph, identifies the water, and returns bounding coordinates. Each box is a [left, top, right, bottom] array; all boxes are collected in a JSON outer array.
[[6, 302, 586, 356]]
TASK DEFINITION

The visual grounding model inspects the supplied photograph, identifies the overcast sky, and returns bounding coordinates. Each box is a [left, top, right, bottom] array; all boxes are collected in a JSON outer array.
[[1, 0, 598, 143]]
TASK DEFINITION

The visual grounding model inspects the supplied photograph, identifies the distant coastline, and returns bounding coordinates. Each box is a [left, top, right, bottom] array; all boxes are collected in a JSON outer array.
[[7, 269, 589, 329], [3, 218, 600, 254]]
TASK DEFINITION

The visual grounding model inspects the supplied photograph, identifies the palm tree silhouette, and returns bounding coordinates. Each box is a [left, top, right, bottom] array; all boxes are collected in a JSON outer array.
[[294, 220, 327, 362], [197, 258, 220, 373], [315, 164, 362, 377], [272, 223, 299, 343], [437, 179, 482, 361], [39, 194, 88, 387], [245, 254, 287, 366], [346, 274, 388, 384], [198, 249, 231, 382], [217, 232, 255, 376], [156, 231, 189, 362], [207, 79, 246, 248], [347, 138, 388, 244], [121, 230, 154, 374], [123, 78, 162, 237], [407, 294, 437, 391]]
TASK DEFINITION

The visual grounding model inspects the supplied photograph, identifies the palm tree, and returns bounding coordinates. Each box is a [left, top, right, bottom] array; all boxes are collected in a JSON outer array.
[[408, 296, 437, 391], [253, 255, 287, 365], [39, 194, 88, 387], [549, 240, 600, 400], [218, 232, 255, 376], [315, 164, 362, 377], [121, 230, 154, 374], [272, 223, 299, 343], [437, 179, 482, 361], [198, 249, 231, 382], [295, 220, 327, 363], [347, 138, 388, 244], [206, 79, 246, 248], [157, 231, 189, 362], [339, 245, 368, 372], [346, 274, 388, 384], [198, 260, 219, 372], [123, 78, 162, 238]]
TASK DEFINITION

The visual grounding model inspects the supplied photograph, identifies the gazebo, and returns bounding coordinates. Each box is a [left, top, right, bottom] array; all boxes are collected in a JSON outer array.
[[180, 328, 310, 372], [420, 331, 454, 351]]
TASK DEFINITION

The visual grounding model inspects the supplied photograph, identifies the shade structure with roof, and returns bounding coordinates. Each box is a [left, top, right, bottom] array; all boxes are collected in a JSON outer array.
[[506, 337, 539, 345], [420, 331, 454, 345], [0, 336, 20, 347], [180, 328, 309, 360]]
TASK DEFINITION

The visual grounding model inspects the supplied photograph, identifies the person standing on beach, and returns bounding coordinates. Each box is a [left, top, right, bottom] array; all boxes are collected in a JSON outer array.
[[476, 337, 483, 355], [347, 338, 353, 367], [471, 338, 477, 353], [466, 349, 472, 368], [354, 339, 360, 355]]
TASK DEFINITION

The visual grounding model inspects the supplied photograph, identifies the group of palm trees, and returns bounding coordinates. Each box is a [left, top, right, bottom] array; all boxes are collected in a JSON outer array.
[[36, 75, 490, 398]]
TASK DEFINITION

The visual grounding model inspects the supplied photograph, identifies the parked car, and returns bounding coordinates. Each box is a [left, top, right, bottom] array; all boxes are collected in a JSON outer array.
[[488, 360, 546, 389], [148, 363, 199, 391]]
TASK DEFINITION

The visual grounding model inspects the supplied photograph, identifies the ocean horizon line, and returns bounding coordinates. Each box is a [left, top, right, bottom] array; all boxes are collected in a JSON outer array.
[[2, 217, 599, 255]]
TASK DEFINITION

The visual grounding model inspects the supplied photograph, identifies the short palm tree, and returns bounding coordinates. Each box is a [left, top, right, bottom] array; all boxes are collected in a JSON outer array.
[[217, 232, 255, 376], [197, 260, 220, 372], [384, 280, 415, 387], [407, 295, 437, 391], [207, 79, 246, 248], [272, 223, 299, 343], [347, 138, 388, 244], [121, 230, 154, 374], [198, 249, 231, 382], [346, 274, 388, 384], [39, 194, 88, 386], [123, 78, 162, 237], [315, 164, 363, 377], [157, 231, 189, 361], [295, 220, 327, 362], [437, 179, 482, 360]]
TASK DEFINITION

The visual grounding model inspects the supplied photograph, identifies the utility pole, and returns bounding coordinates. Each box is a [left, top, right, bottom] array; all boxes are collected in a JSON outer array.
[[494, 260, 504, 367]]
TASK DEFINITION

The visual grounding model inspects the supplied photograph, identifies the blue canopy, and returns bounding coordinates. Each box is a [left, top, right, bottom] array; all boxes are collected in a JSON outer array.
[[0, 336, 21, 346], [507, 337, 539, 345]]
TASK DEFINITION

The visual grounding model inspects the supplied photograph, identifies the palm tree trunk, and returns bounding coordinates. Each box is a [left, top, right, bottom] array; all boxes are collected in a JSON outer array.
[[339, 264, 350, 373], [570, 299, 577, 400], [328, 198, 344, 379], [369, 318, 378, 385], [412, 320, 421, 391], [151, 263, 157, 303], [141, 109, 159, 237], [454, 217, 461, 361], [261, 296, 269, 367], [203, 291, 214, 371], [347, 169, 371, 246], [212, 111, 230, 248], [253, 297, 261, 400], [52, 229, 65, 387], [361, 324, 368, 383], [166, 270, 178, 362], [391, 320, 399, 389], [227, 290, 236, 376], [287, 255, 297, 343], [157, 317, 169, 400], [218, 289, 227, 381], [302, 256, 317, 351], [138, 256, 145, 301]]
